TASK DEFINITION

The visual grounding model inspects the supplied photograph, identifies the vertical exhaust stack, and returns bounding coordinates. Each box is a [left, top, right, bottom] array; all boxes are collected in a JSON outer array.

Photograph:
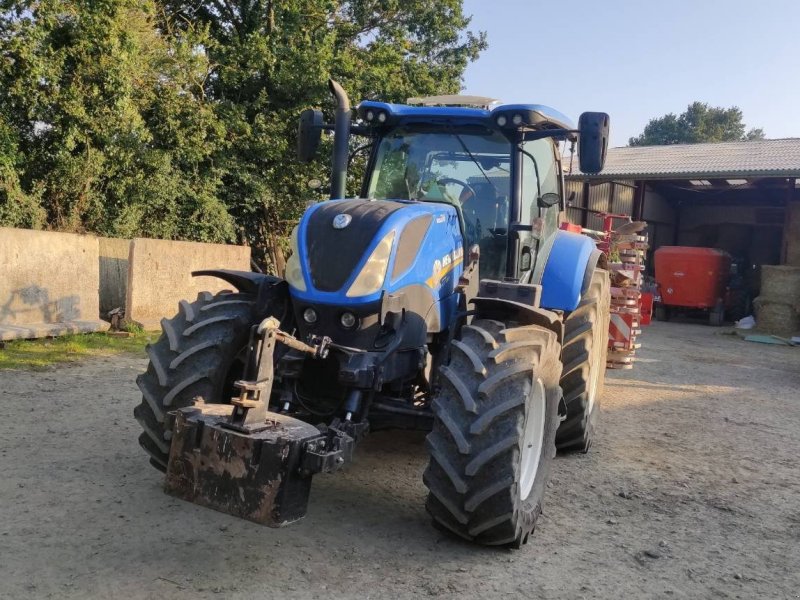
[[328, 79, 351, 200]]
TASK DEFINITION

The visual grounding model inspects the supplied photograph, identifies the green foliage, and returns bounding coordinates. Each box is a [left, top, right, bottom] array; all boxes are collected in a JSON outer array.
[[629, 102, 765, 146], [0, 1, 484, 267], [162, 0, 486, 270], [123, 320, 145, 334], [0, 0, 234, 241]]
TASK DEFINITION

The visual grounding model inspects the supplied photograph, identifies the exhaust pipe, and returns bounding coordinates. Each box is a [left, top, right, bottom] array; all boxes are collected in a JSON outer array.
[[328, 79, 351, 200]]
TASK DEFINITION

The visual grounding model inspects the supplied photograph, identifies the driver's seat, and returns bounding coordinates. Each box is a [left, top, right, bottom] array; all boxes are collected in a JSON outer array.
[[460, 182, 503, 240], [459, 182, 508, 279]]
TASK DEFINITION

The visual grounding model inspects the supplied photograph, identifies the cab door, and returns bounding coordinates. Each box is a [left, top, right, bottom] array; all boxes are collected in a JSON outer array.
[[517, 138, 561, 283]]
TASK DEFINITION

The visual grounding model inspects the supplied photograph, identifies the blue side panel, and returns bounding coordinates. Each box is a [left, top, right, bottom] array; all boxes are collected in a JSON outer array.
[[540, 230, 596, 312]]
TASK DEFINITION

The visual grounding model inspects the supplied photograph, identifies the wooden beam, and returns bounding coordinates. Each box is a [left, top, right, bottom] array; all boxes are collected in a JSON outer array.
[[633, 181, 646, 220], [781, 177, 796, 264], [581, 181, 589, 228]]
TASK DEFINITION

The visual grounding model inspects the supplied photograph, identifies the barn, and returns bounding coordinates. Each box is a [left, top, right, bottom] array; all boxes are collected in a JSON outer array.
[[564, 138, 800, 309]]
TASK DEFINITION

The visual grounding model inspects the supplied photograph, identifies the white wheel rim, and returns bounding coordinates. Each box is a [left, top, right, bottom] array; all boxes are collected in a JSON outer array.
[[519, 378, 546, 501], [586, 312, 606, 414], [587, 332, 602, 414]]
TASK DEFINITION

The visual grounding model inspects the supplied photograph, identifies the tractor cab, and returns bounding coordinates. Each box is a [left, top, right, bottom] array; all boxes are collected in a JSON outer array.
[[299, 87, 609, 286]]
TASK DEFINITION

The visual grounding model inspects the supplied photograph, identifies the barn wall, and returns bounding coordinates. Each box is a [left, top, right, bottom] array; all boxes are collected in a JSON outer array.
[[563, 178, 637, 230]]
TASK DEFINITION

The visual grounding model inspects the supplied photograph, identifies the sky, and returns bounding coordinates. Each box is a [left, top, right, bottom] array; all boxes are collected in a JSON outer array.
[[461, 0, 800, 147]]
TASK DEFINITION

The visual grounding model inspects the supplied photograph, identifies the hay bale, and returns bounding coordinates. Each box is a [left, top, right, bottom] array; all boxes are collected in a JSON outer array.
[[753, 297, 800, 335], [760, 265, 800, 304]]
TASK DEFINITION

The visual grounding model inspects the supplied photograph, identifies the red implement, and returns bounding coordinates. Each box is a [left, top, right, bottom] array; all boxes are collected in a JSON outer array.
[[654, 247, 731, 309]]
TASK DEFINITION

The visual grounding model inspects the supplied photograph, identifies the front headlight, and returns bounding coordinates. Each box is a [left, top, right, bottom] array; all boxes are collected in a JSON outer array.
[[346, 230, 395, 297], [284, 226, 306, 291]]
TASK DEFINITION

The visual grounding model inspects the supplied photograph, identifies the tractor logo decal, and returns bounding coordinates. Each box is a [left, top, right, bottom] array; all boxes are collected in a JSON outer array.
[[426, 248, 463, 288], [332, 214, 352, 229]]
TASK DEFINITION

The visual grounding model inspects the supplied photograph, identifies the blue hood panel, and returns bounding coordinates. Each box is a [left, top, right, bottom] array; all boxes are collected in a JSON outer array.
[[289, 198, 464, 332]]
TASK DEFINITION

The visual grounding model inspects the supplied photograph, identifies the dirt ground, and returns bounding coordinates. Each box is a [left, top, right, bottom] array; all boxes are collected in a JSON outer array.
[[1, 321, 799, 599]]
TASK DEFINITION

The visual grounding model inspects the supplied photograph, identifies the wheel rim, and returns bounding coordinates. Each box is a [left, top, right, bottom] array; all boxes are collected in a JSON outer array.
[[586, 315, 604, 414], [519, 378, 546, 501]]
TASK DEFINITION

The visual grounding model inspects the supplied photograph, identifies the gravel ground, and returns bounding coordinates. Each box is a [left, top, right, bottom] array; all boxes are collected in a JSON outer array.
[[1, 321, 799, 599]]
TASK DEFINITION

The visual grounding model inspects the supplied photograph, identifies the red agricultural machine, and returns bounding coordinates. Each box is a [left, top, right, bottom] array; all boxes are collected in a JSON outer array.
[[563, 214, 651, 369], [654, 246, 732, 326]]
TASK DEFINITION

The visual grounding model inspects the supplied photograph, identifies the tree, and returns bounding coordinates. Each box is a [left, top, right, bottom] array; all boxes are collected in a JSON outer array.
[[0, 0, 235, 241], [629, 102, 765, 146], [161, 0, 486, 271], [0, 1, 484, 271]]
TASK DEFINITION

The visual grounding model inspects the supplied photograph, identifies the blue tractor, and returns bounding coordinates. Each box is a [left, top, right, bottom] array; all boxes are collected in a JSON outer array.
[[134, 80, 611, 548]]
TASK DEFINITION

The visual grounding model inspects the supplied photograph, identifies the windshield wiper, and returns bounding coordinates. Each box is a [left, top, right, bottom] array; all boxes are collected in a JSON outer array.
[[448, 128, 502, 196]]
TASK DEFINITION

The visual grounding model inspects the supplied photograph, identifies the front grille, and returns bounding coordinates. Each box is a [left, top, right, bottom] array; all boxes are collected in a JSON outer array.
[[305, 199, 403, 292]]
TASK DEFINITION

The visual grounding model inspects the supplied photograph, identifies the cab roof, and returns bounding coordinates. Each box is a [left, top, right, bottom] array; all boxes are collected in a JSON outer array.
[[358, 100, 575, 131]]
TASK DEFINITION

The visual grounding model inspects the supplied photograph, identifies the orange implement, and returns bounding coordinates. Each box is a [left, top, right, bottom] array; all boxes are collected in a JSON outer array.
[[654, 247, 731, 309]]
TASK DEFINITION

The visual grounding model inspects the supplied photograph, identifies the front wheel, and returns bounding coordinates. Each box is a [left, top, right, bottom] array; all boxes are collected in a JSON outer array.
[[423, 319, 562, 547], [133, 291, 257, 470]]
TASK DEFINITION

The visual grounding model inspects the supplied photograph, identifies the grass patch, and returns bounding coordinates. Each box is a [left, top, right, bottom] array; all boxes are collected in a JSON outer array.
[[0, 331, 153, 370]]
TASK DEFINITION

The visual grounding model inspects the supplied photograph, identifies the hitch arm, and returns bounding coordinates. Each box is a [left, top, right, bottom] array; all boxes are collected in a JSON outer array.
[[225, 318, 330, 431]]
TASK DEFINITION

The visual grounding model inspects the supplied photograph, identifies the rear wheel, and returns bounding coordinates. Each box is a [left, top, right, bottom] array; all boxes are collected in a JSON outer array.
[[423, 319, 562, 547], [556, 269, 611, 453], [133, 291, 256, 471]]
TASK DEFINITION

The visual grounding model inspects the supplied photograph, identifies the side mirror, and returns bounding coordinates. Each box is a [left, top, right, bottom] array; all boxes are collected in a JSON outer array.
[[520, 246, 532, 271], [538, 192, 560, 208], [297, 109, 323, 163], [578, 112, 610, 174]]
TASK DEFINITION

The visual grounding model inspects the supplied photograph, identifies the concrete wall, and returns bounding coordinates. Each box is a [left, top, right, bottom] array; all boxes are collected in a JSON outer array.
[[99, 237, 131, 318], [0, 228, 109, 340], [126, 238, 251, 330]]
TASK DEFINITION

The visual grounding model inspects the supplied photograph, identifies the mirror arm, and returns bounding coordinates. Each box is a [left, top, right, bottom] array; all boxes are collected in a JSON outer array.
[[348, 142, 373, 163], [521, 129, 579, 142], [316, 123, 369, 135]]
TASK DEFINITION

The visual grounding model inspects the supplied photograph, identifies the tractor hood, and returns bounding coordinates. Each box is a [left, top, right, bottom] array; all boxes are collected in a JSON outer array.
[[284, 198, 464, 344], [287, 198, 463, 304]]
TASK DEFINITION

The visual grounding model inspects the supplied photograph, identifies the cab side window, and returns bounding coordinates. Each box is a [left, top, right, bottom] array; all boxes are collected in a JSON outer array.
[[520, 139, 559, 224]]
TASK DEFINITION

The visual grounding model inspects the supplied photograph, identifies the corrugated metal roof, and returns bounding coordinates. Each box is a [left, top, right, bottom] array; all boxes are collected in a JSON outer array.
[[565, 138, 800, 180]]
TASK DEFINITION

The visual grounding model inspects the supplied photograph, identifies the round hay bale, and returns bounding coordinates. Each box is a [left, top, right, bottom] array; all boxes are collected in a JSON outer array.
[[760, 265, 800, 304], [753, 296, 800, 335]]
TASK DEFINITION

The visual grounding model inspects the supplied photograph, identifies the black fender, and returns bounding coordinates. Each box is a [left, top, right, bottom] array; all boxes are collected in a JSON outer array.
[[470, 297, 563, 344], [192, 269, 291, 322], [192, 269, 282, 294], [581, 249, 603, 295]]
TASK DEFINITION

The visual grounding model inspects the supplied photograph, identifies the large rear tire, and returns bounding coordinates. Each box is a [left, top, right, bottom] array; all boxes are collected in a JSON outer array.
[[423, 319, 562, 547], [133, 291, 257, 471], [556, 269, 611, 453]]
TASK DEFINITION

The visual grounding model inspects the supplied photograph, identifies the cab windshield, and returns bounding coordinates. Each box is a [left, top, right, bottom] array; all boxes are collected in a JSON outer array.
[[366, 128, 512, 278]]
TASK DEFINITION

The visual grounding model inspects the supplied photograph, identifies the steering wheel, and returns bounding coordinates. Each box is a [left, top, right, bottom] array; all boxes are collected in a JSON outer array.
[[437, 177, 478, 206]]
